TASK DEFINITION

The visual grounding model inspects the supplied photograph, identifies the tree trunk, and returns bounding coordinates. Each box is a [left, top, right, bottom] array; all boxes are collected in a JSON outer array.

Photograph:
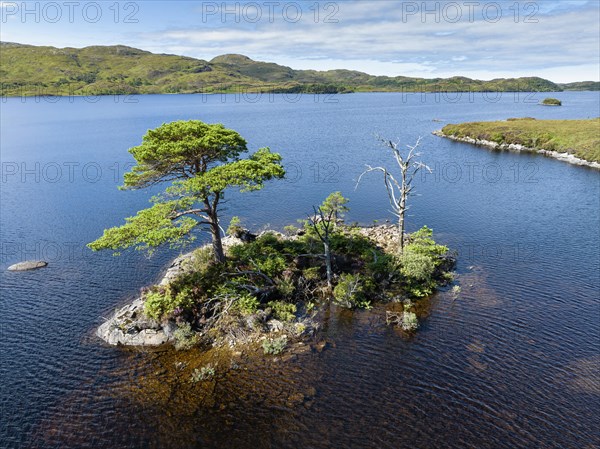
[[398, 209, 405, 253], [324, 241, 333, 289], [398, 167, 408, 253], [205, 196, 226, 264], [210, 220, 226, 264]]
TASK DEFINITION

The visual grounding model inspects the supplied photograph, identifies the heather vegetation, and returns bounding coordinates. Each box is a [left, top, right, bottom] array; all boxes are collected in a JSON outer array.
[[137, 205, 453, 348]]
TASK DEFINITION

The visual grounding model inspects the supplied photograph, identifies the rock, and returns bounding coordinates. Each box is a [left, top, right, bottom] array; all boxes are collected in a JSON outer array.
[[7, 260, 48, 271], [159, 252, 195, 286], [290, 343, 311, 355], [245, 314, 262, 330], [267, 319, 284, 332], [358, 225, 404, 253], [257, 230, 286, 239], [234, 228, 256, 243], [97, 297, 177, 346], [280, 353, 297, 362], [433, 130, 600, 170], [162, 321, 179, 338]]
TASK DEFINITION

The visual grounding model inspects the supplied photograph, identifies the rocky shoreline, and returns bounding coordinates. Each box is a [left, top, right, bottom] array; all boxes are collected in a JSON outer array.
[[433, 130, 600, 170], [97, 236, 240, 347]]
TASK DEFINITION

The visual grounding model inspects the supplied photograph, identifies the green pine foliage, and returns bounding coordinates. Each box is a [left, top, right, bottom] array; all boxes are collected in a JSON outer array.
[[88, 120, 285, 260]]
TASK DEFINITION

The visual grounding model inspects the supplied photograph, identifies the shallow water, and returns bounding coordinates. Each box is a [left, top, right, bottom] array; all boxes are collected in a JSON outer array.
[[1, 92, 599, 448]]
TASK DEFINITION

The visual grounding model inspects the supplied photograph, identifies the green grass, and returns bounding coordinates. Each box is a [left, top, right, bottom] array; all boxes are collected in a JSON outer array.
[[442, 118, 600, 163], [1, 42, 582, 97]]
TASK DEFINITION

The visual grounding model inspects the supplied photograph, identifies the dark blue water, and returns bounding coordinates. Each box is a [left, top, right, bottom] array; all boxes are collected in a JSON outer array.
[[1, 92, 599, 448]]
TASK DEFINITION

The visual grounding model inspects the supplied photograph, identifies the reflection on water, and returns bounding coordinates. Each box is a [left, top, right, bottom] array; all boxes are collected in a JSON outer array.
[[26, 265, 600, 449], [30, 341, 326, 449]]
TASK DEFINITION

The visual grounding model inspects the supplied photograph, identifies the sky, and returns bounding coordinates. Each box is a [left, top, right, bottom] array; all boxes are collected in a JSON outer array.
[[1, 0, 599, 82]]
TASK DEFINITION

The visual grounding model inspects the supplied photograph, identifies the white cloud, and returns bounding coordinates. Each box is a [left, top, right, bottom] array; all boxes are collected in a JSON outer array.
[[2, 0, 598, 82], [145, 4, 599, 82]]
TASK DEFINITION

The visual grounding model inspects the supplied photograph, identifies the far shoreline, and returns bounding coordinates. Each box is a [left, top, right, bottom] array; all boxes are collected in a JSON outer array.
[[3, 89, 600, 99], [433, 130, 600, 169]]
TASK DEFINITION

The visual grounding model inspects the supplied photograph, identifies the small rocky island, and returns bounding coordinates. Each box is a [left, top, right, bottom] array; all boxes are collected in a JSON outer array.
[[541, 97, 562, 106], [98, 220, 455, 351], [89, 120, 455, 358]]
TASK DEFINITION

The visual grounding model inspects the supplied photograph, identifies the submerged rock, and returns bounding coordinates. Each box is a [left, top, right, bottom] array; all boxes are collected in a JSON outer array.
[[7, 260, 48, 271], [97, 297, 177, 346]]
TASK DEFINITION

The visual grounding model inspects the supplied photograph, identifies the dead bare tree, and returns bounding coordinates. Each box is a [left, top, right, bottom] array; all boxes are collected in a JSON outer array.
[[307, 206, 335, 289], [356, 136, 431, 253]]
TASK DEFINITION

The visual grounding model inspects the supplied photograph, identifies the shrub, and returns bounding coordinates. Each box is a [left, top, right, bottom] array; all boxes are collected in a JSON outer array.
[[228, 233, 288, 278], [333, 273, 371, 309], [185, 246, 214, 273], [191, 363, 216, 382], [173, 322, 200, 350], [366, 251, 396, 280], [302, 266, 321, 281], [255, 255, 287, 278], [401, 311, 419, 331], [268, 301, 297, 322], [399, 227, 449, 298], [490, 132, 505, 144], [143, 286, 195, 321], [320, 191, 350, 221], [143, 291, 169, 320], [402, 227, 447, 269], [233, 292, 260, 315], [262, 336, 288, 355], [294, 323, 306, 335], [400, 251, 436, 282], [227, 216, 243, 236], [276, 277, 295, 298], [283, 225, 299, 236], [255, 232, 281, 247]]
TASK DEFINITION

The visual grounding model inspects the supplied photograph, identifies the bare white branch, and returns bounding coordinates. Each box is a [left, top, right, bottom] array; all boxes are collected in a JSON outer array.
[[356, 136, 427, 252]]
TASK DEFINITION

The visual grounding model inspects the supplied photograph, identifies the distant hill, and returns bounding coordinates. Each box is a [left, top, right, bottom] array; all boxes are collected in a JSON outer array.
[[558, 81, 600, 91], [1, 42, 596, 96]]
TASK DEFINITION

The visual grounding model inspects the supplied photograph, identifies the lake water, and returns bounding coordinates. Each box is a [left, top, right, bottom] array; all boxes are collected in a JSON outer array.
[[1, 92, 599, 448]]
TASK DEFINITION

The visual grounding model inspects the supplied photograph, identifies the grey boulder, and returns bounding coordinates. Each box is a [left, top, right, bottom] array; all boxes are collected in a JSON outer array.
[[7, 261, 48, 271]]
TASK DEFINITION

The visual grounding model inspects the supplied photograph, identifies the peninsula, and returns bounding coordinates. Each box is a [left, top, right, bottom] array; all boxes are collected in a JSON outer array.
[[434, 118, 600, 168]]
